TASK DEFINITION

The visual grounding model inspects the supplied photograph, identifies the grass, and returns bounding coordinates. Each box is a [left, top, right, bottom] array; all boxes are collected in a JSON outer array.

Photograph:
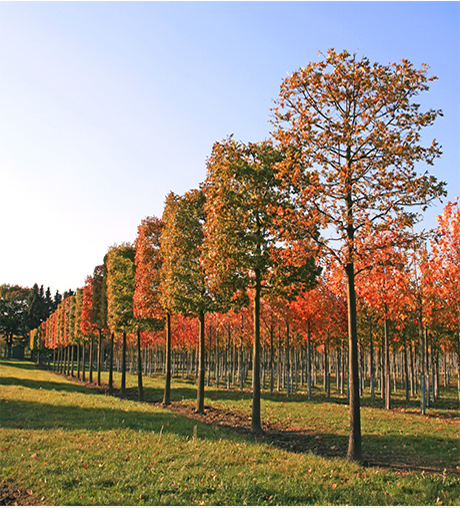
[[1, 359, 459, 505]]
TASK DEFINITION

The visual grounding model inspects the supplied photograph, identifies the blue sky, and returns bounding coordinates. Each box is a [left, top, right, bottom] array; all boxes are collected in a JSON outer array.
[[0, 1, 459, 294]]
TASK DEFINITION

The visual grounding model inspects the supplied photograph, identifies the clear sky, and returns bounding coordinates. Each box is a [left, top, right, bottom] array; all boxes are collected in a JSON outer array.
[[0, 1, 459, 295]]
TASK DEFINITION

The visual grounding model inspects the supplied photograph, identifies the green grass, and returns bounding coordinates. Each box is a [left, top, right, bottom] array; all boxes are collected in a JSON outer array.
[[1, 359, 459, 505]]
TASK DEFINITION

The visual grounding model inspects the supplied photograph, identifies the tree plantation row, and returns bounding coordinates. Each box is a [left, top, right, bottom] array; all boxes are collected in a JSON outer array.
[[20, 50, 458, 464]]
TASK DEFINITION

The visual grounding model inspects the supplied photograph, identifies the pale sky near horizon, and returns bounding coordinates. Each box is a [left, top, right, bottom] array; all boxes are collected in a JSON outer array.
[[0, 1, 459, 296]]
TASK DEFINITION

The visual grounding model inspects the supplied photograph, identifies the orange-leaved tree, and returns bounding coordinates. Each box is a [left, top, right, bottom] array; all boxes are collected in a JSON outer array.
[[429, 200, 460, 402], [134, 216, 165, 402], [81, 275, 97, 383], [271, 49, 446, 461], [91, 265, 107, 387]]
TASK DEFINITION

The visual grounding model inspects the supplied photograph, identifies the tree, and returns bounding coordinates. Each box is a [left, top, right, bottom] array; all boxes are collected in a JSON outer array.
[[26, 284, 50, 332], [134, 216, 165, 402], [81, 276, 97, 383], [91, 265, 107, 386], [74, 288, 84, 377], [0, 285, 29, 357], [272, 49, 445, 461], [429, 200, 460, 402], [160, 190, 216, 413], [203, 137, 319, 433], [106, 243, 136, 396], [356, 236, 410, 410]]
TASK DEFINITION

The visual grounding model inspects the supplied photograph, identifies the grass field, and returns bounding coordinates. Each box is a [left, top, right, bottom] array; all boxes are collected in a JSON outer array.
[[1, 359, 459, 505]]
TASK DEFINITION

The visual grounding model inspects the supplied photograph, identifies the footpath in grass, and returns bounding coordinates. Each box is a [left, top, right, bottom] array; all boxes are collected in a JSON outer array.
[[1, 359, 459, 506]]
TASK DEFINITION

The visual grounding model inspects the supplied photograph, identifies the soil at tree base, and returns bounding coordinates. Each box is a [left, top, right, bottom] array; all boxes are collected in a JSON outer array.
[[50, 371, 460, 475], [0, 479, 44, 506]]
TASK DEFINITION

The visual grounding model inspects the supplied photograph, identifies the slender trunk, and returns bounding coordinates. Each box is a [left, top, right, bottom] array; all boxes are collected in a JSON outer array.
[[196, 310, 206, 413], [404, 340, 410, 401], [384, 314, 391, 410], [239, 318, 244, 392], [213, 328, 218, 388], [270, 324, 274, 396], [277, 328, 281, 393], [307, 321, 312, 401], [346, 262, 362, 463], [121, 331, 127, 396], [89, 337, 94, 384], [410, 341, 416, 397], [136, 329, 143, 401], [70, 345, 75, 378], [97, 330, 102, 386], [457, 324, 460, 404], [251, 269, 263, 434], [76, 345, 81, 379], [163, 313, 172, 406], [418, 301, 426, 415], [108, 333, 114, 394], [82, 345, 86, 381], [286, 321, 290, 398], [369, 318, 375, 403], [430, 334, 435, 403], [227, 326, 231, 390]]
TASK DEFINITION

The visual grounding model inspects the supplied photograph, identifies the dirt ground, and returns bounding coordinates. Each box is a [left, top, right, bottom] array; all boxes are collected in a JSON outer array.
[[0, 479, 43, 506]]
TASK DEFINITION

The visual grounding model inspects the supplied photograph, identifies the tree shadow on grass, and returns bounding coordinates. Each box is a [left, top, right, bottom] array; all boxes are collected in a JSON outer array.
[[1, 376, 98, 395], [2, 360, 459, 476]]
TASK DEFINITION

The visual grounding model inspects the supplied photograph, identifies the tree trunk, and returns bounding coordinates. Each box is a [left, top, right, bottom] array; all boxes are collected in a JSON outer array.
[[163, 313, 172, 406], [457, 326, 460, 404], [82, 344, 86, 382], [404, 340, 410, 401], [132, 331, 141, 401], [286, 321, 290, 398], [418, 301, 426, 415], [384, 314, 391, 410], [70, 345, 75, 378], [251, 268, 263, 434], [277, 328, 281, 393], [108, 333, 114, 394], [369, 318, 375, 403], [307, 321, 312, 400], [346, 261, 362, 463], [196, 310, 206, 413], [76, 345, 80, 379], [239, 319, 244, 392], [121, 331, 127, 396], [97, 330, 102, 386], [89, 337, 94, 384], [215, 328, 219, 388], [270, 324, 274, 396]]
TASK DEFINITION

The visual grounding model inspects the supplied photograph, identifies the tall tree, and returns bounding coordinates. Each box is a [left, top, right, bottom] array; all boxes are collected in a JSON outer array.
[[160, 190, 216, 413], [134, 216, 165, 402], [203, 137, 319, 433], [81, 276, 97, 383], [106, 243, 136, 396], [0, 285, 29, 357], [91, 265, 107, 386], [272, 49, 445, 461], [429, 201, 460, 402]]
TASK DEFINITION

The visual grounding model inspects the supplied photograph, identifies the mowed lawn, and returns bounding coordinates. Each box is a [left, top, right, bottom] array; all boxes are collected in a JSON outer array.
[[1, 359, 459, 506]]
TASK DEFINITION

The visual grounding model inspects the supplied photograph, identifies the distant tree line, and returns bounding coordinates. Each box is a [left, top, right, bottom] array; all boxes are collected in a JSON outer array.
[[0, 284, 73, 358]]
